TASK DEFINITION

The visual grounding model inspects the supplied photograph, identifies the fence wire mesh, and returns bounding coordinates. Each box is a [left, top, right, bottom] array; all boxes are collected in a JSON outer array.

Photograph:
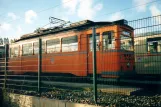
[[0, 15, 161, 106]]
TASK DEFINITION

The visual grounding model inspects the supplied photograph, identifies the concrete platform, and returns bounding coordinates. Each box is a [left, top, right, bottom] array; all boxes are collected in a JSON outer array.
[[8, 93, 102, 107]]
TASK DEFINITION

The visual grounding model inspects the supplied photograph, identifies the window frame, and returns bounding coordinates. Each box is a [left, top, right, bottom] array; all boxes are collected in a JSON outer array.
[[10, 46, 19, 58], [22, 43, 33, 56], [102, 31, 115, 51], [46, 38, 60, 53], [120, 30, 134, 51], [33, 41, 46, 55], [89, 33, 100, 51], [62, 35, 78, 52], [147, 37, 161, 53]]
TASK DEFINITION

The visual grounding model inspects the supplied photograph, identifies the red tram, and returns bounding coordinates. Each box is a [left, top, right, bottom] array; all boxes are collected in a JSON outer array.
[[8, 19, 135, 78]]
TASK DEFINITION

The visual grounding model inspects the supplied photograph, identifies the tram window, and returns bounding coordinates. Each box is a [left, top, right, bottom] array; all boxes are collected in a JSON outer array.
[[47, 39, 60, 53], [102, 31, 114, 50], [33, 41, 45, 54], [33, 42, 38, 54], [120, 31, 133, 51], [62, 36, 78, 52], [89, 33, 100, 51], [147, 37, 161, 53], [148, 42, 159, 53], [10, 47, 19, 57], [22, 43, 32, 56]]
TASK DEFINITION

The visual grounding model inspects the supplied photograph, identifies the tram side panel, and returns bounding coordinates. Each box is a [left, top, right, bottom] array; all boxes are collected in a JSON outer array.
[[135, 37, 161, 75], [42, 52, 87, 76], [41, 34, 88, 76]]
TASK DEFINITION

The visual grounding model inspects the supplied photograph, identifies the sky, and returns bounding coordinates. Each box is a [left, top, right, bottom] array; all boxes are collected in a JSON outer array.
[[0, 0, 161, 39]]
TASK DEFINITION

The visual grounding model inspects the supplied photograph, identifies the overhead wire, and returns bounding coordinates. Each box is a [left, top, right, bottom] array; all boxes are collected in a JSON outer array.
[[0, 0, 160, 36], [0, 0, 160, 24], [94, 0, 161, 19], [2, 0, 103, 25], [40, 0, 103, 28], [2, 0, 75, 24]]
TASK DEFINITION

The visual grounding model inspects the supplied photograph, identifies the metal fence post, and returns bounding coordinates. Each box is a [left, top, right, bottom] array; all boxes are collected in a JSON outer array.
[[92, 27, 97, 103], [4, 44, 8, 89], [38, 38, 42, 94]]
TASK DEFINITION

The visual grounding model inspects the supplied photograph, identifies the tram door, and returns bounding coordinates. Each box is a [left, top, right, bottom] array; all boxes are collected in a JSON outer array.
[[87, 33, 101, 76]]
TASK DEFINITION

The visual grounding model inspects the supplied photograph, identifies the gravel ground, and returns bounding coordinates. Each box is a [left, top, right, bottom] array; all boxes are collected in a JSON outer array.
[[7, 88, 161, 107], [39, 88, 161, 107]]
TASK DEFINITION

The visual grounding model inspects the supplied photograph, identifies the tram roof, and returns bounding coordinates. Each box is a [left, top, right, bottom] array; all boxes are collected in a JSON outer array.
[[17, 19, 133, 42]]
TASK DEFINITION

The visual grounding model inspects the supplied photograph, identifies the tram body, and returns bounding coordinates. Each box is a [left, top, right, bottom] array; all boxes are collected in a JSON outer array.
[[8, 19, 135, 78], [135, 33, 161, 75]]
